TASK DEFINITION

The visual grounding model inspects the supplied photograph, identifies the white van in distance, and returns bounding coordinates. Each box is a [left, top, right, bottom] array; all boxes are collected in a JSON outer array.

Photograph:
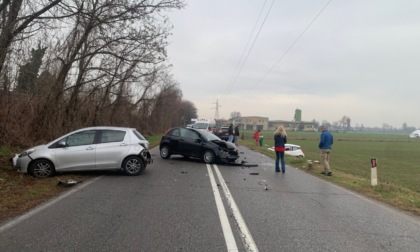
[[191, 119, 216, 132]]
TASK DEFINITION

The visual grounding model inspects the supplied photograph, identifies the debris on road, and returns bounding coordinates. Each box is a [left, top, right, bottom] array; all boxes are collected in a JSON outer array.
[[57, 179, 82, 187], [259, 180, 269, 190]]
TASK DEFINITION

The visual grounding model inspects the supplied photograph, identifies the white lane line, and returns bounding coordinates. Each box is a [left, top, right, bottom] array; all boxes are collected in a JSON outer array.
[[0, 176, 102, 233], [213, 164, 259, 252], [206, 164, 238, 252]]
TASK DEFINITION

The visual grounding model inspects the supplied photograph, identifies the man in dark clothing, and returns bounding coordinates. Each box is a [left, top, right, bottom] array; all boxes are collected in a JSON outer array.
[[319, 125, 334, 176], [234, 125, 240, 146], [228, 124, 234, 143]]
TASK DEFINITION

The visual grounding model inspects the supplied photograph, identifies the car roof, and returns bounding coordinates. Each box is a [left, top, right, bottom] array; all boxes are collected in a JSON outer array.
[[75, 126, 135, 131], [173, 127, 205, 133], [46, 126, 138, 146]]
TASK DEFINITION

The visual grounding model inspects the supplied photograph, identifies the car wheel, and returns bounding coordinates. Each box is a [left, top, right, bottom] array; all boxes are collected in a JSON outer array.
[[160, 145, 171, 159], [203, 150, 216, 164], [29, 159, 55, 178], [122, 156, 145, 176]]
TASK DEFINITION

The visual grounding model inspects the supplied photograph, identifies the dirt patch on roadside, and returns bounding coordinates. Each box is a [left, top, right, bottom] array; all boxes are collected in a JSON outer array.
[[0, 160, 92, 223]]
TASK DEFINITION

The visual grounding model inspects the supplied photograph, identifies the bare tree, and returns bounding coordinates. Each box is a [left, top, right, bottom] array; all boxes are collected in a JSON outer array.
[[0, 0, 187, 146], [149, 81, 182, 133], [37, 0, 185, 134], [0, 0, 63, 82], [179, 100, 198, 126], [230, 111, 241, 119], [339, 115, 351, 130]]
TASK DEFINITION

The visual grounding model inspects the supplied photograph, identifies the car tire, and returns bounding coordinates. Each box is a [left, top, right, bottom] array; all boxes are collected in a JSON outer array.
[[160, 145, 171, 159], [203, 150, 216, 164], [122, 156, 145, 176], [29, 159, 55, 178]]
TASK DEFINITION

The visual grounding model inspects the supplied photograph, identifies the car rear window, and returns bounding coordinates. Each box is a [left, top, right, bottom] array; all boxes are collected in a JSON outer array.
[[133, 129, 146, 140], [100, 130, 126, 143]]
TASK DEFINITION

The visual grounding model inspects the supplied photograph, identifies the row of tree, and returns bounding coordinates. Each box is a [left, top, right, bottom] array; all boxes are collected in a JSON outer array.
[[0, 0, 199, 148]]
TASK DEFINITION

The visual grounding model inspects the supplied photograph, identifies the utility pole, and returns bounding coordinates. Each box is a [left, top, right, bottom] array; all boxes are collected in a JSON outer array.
[[212, 99, 221, 120]]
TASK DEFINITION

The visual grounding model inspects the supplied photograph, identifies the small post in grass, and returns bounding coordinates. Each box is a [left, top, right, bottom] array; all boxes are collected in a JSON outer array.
[[371, 158, 378, 186]]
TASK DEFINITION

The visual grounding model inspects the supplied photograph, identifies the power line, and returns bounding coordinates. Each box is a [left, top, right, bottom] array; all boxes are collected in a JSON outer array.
[[223, 0, 269, 95], [244, 0, 333, 97], [224, 0, 276, 98]]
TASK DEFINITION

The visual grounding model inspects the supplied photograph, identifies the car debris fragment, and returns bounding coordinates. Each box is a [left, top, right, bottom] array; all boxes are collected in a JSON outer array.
[[57, 179, 82, 187]]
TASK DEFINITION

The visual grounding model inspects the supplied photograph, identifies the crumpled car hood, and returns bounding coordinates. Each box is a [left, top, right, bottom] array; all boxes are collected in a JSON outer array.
[[212, 140, 237, 150]]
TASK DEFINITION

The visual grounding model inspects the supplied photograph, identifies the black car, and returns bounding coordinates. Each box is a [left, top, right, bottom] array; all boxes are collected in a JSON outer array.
[[214, 125, 230, 141], [159, 127, 239, 164]]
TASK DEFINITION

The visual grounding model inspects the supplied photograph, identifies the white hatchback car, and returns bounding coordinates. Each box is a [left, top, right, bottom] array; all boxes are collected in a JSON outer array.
[[268, 144, 305, 158], [12, 126, 152, 178]]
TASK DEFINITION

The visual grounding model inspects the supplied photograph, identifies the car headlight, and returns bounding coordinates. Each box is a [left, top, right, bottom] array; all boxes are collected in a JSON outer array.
[[19, 148, 35, 157]]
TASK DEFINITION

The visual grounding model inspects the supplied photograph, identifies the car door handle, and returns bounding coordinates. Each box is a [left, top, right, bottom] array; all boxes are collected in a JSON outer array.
[[120, 143, 127, 146], [86, 147, 94, 150]]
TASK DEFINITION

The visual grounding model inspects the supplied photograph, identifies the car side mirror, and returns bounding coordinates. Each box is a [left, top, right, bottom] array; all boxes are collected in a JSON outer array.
[[195, 138, 202, 143], [58, 141, 67, 147]]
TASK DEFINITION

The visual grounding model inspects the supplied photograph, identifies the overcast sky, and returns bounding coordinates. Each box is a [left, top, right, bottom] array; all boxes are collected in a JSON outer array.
[[166, 0, 420, 128]]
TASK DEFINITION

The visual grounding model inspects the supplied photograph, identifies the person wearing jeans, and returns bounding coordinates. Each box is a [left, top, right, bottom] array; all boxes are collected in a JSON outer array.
[[227, 124, 234, 142], [274, 126, 287, 173], [234, 125, 240, 145]]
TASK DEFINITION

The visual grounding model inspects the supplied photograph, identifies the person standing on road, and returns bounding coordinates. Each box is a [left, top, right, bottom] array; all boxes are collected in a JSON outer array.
[[274, 126, 287, 173], [319, 125, 334, 176], [253, 129, 260, 146], [234, 125, 240, 146], [228, 124, 234, 143]]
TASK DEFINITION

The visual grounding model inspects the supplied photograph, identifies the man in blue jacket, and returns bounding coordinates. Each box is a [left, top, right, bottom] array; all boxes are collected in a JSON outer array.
[[319, 125, 334, 176]]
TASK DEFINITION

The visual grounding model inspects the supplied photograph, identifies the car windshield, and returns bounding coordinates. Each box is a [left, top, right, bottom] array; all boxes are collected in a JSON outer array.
[[199, 130, 222, 141]]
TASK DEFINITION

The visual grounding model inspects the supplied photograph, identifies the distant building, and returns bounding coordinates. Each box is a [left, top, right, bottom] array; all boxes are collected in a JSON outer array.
[[231, 116, 268, 130], [269, 120, 317, 131], [229, 109, 317, 131]]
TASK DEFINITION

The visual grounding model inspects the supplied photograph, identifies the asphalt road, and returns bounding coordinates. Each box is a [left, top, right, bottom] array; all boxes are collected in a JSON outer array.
[[0, 145, 419, 252]]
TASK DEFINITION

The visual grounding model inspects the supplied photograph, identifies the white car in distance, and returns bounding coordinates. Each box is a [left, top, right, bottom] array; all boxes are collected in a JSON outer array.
[[268, 144, 305, 158]]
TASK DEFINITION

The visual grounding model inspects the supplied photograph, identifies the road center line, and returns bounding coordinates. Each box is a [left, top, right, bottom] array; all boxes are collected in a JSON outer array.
[[207, 164, 238, 251], [213, 164, 259, 252]]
